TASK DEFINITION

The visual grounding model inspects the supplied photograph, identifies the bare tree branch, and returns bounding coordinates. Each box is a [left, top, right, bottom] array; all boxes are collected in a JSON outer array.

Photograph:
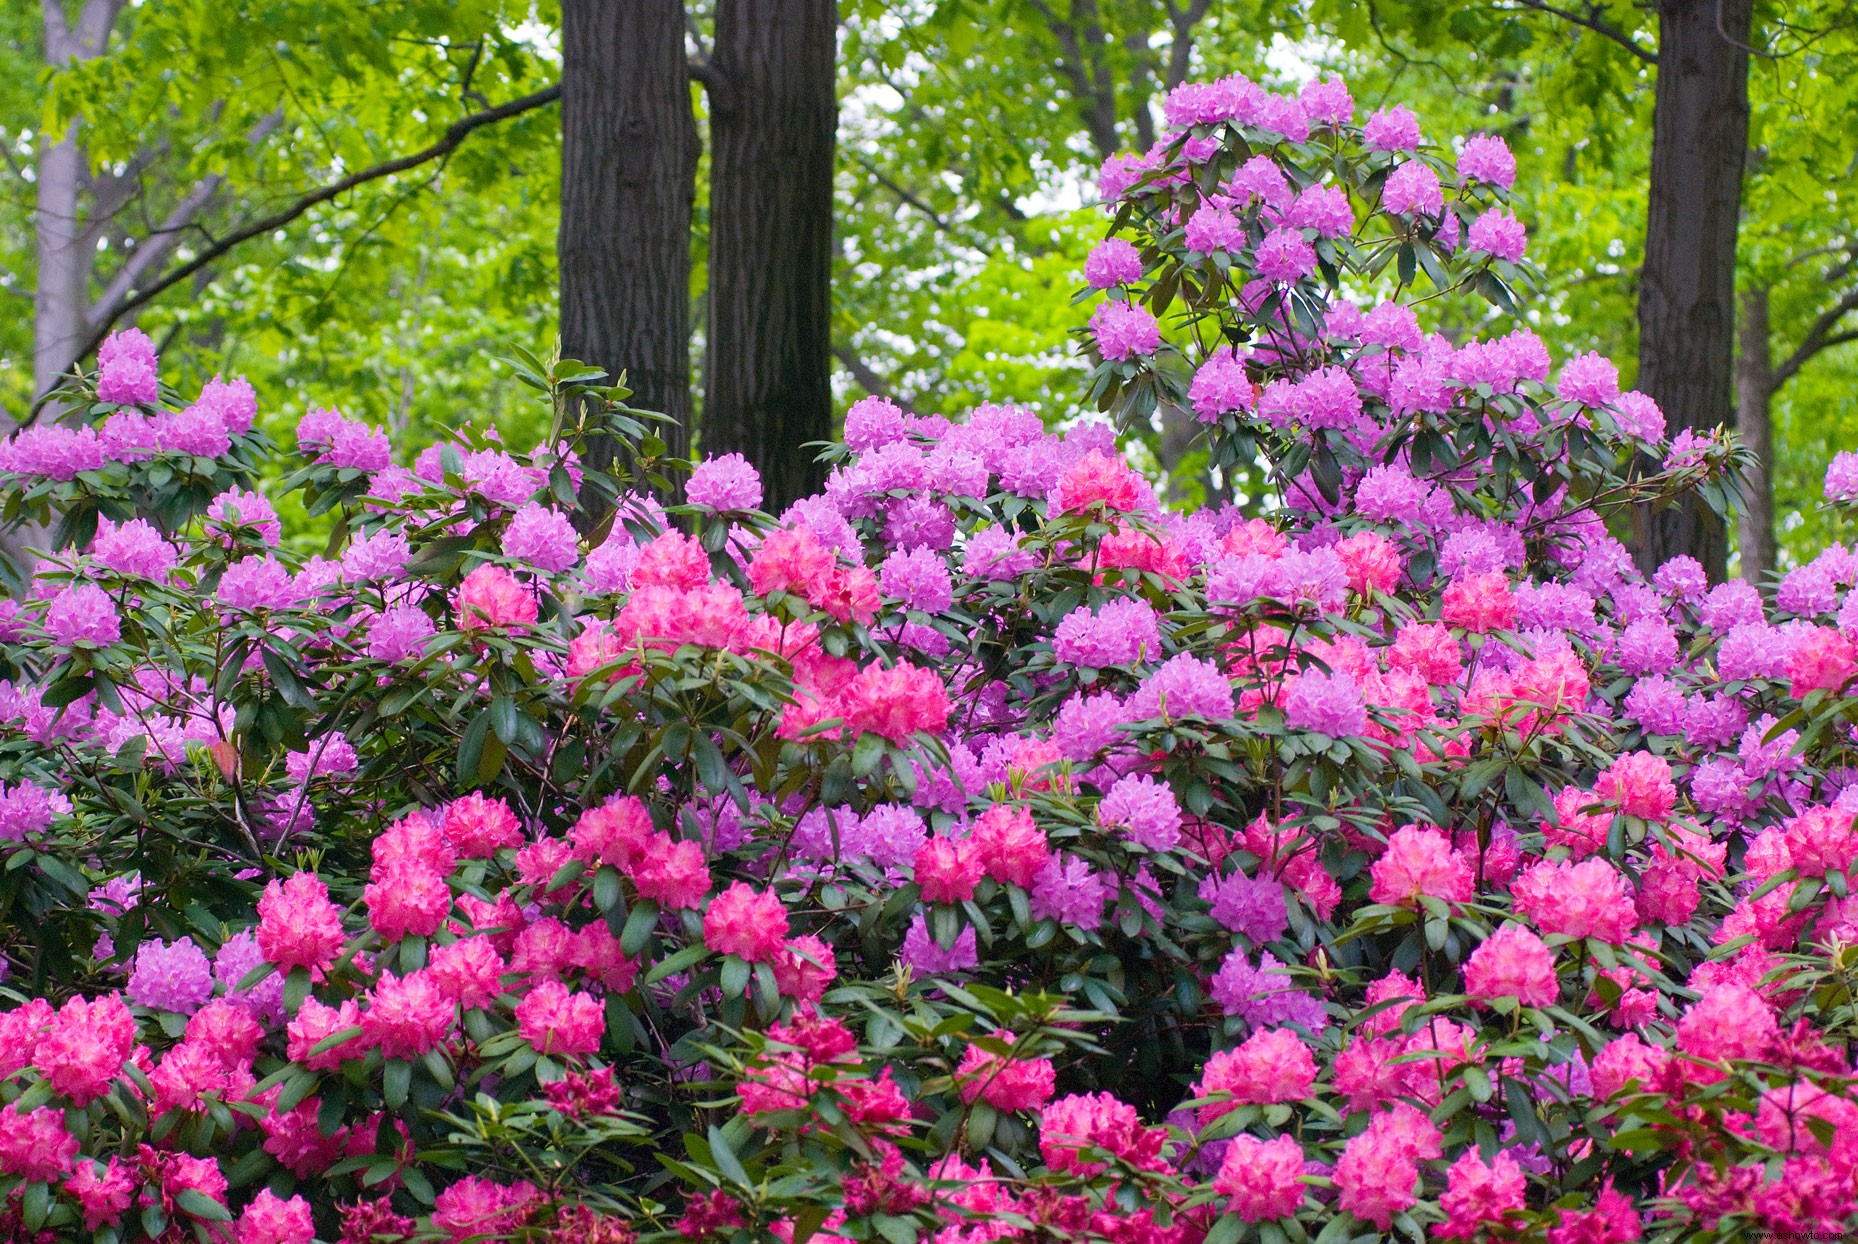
[[86, 174, 223, 329], [1505, 0, 1660, 64], [1163, 0, 1214, 89], [1773, 287, 1858, 389], [832, 343, 895, 401], [27, 83, 563, 420], [1025, 0, 1121, 160]]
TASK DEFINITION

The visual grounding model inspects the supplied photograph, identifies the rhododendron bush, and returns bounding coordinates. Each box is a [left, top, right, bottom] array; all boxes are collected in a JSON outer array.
[[5, 69, 1858, 1244]]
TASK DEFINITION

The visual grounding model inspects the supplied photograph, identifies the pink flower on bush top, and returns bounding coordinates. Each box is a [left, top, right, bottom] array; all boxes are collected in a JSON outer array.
[[96, 327, 158, 405], [44, 582, 121, 647], [1677, 982, 1777, 1067], [1054, 450, 1144, 514], [1098, 773, 1182, 851], [1300, 73, 1353, 125], [33, 992, 135, 1106], [127, 936, 215, 1014], [285, 997, 362, 1070], [427, 937, 506, 1009], [1038, 1091, 1168, 1176], [455, 563, 539, 629], [219, 554, 301, 611], [1441, 571, 1517, 632], [1215, 1134, 1306, 1221], [840, 662, 951, 740], [630, 835, 712, 909], [1464, 922, 1558, 1008], [772, 934, 837, 1002], [1254, 226, 1317, 282], [364, 863, 451, 942], [67, 1157, 134, 1230], [1190, 347, 1254, 422], [365, 605, 436, 662], [1369, 824, 1471, 908], [969, 803, 1051, 887], [703, 882, 788, 963], [361, 970, 453, 1059], [431, 1177, 537, 1244], [1382, 161, 1443, 216], [1467, 207, 1527, 262], [572, 795, 656, 870], [914, 836, 982, 903], [1363, 103, 1422, 150], [237, 1188, 315, 1244], [1282, 668, 1368, 737], [1334, 1103, 1441, 1229], [0, 1101, 79, 1183], [1194, 1028, 1316, 1114], [92, 516, 176, 579], [502, 501, 580, 573], [1594, 751, 1676, 820], [1437, 1148, 1526, 1239], [1184, 207, 1246, 254], [957, 1029, 1057, 1111], [1558, 351, 1621, 406], [1084, 238, 1142, 288], [1788, 625, 1857, 696], [441, 791, 523, 857], [1088, 300, 1161, 361], [1458, 133, 1517, 186], [515, 979, 604, 1057], [687, 452, 764, 511], [1513, 857, 1637, 943]]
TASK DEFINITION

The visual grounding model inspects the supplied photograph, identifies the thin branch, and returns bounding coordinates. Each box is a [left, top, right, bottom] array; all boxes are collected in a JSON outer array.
[[846, 150, 983, 250], [833, 344, 895, 401], [86, 174, 224, 329], [26, 83, 562, 420], [1505, 0, 1659, 64], [1716, 0, 1778, 59], [1773, 288, 1858, 388], [688, 57, 727, 104]]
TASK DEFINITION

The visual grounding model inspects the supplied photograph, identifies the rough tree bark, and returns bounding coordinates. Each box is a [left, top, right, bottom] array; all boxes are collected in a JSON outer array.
[[1631, 0, 1752, 581], [1736, 285, 1774, 584], [703, 0, 838, 513], [558, 0, 697, 496]]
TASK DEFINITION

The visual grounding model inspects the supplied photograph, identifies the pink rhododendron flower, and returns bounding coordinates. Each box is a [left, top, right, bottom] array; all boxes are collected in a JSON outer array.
[[454, 563, 539, 629], [1215, 1134, 1306, 1221], [1464, 922, 1558, 1008], [703, 882, 789, 963]]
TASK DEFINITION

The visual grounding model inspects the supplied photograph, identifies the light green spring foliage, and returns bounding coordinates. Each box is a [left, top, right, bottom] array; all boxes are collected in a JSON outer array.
[[9, 0, 1858, 561], [14, 1, 562, 452]]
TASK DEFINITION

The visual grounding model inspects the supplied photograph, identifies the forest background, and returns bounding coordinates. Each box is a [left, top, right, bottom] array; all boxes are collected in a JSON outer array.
[[2, 0, 1855, 578]]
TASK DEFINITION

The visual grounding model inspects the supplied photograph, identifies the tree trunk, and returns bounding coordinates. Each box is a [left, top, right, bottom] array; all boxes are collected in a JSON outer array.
[[1631, 0, 1752, 582], [1735, 285, 1774, 585], [33, 128, 88, 402], [558, 0, 697, 501], [703, 0, 838, 513]]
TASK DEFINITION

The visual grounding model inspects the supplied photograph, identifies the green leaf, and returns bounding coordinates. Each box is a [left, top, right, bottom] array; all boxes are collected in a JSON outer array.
[[720, 955, 751, 998], [1203, 1214, 1248, 1244], [384, 1059, 412, 1110], [707, 1123, 751, 1187], [621, 900, 660, 957], [175, 1189, 232, 1222]]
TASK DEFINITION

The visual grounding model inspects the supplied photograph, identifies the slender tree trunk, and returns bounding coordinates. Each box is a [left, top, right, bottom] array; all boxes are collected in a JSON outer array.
[[704, 0, 838, 513], [34, 129, 88, 401], [1631, 0, 1752, 581], [1736, 285, 1775, 584], [558, 0, 697, 502]]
